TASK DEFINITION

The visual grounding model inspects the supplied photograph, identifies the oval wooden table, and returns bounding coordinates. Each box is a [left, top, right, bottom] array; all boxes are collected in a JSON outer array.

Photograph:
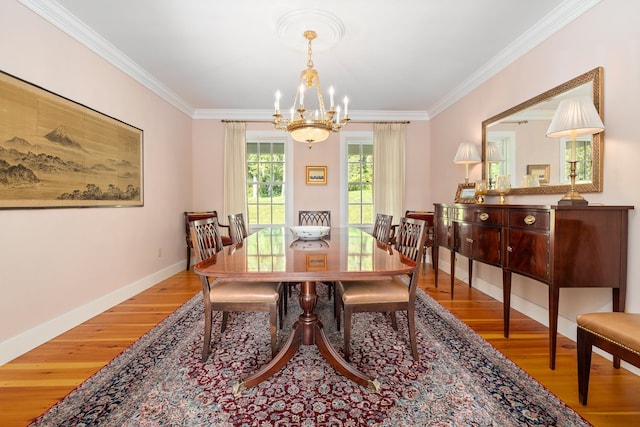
[[194, 227, 417, 396]]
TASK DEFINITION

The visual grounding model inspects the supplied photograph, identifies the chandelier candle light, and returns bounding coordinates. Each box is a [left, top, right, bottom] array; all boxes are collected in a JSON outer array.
[[273, 30, 350, 148]]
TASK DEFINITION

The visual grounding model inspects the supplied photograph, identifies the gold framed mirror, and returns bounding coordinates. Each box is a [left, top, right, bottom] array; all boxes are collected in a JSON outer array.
[[482, 67, 603, 196]]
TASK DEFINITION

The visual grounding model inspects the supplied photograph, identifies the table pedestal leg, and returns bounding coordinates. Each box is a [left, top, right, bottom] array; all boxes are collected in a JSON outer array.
[[233, 281, 379, 396]]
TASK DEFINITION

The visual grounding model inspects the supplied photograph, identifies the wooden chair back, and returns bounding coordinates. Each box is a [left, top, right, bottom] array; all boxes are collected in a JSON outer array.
[[228, 213, 248, 244], [405, 210, 434, 245], [372, 213, 393, 243], [395, 217, 428, 283], [184, 211, 216, 248], [189, 217, 224, 263], [298, 210, 331, 227]]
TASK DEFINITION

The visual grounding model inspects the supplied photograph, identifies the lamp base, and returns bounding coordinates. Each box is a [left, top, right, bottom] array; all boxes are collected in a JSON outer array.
[[557, 190, 588, 206], [558, 160, 588, 205]]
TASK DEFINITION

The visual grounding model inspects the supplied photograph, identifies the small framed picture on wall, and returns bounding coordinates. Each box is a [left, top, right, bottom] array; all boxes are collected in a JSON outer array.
[[306, 166, 327, 185]]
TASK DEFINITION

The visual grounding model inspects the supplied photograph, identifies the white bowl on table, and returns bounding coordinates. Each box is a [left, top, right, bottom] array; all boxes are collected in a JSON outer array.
[[289, 225, 330, 241]]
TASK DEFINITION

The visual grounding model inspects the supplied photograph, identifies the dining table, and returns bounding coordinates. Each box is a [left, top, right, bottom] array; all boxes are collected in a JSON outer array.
[[194, 226, 417, 396]]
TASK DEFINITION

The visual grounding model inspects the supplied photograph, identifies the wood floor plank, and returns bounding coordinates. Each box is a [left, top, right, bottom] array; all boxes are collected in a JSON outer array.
[[0, 267, 638, 426]]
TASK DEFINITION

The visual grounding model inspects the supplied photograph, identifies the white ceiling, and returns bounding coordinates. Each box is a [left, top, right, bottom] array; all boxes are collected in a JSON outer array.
[[19, 0, 600, 120]]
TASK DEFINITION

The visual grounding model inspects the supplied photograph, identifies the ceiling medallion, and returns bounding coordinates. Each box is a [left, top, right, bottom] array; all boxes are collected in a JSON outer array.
[[276, 9, 345, 52]]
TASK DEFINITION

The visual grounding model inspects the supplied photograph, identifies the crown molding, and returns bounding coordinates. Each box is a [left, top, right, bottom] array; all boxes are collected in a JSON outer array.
[[18, 0, 195, 117], [19, 0, 599, 121], [427, 0, 601, 118], [192, 109, 429, 122]]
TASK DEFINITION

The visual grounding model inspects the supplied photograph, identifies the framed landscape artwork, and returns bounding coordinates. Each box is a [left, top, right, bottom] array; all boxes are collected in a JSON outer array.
[[306, 166, 327, 185], [0, 70, 143, 209]]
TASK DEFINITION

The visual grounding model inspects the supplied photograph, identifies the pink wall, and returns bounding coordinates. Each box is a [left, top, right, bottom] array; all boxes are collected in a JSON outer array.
[[2, 0, 639, 364], [430, 1, 640, 325], [0, 1, 193, 363], [192, 121, 431, 228]]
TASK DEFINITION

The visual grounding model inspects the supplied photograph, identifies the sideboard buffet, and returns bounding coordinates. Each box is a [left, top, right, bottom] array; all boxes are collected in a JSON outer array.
[[432, 203, 633, 369]]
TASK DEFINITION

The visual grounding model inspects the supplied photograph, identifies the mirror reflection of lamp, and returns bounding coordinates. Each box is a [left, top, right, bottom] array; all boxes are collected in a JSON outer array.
[[486, 141, 504, 189], [453, 142, 482, 184], [545, 96, 604, 205]]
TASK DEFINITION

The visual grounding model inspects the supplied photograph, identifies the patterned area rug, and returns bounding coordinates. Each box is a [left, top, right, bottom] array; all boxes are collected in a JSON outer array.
[[30, 284, 591, 426]]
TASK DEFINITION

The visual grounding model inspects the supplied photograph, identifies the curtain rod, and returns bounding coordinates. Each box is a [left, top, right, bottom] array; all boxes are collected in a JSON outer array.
[[221, 120, 411, 124]]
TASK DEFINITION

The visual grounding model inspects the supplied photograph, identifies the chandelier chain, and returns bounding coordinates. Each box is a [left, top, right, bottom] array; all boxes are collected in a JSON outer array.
[[306, 31, 315, 69]]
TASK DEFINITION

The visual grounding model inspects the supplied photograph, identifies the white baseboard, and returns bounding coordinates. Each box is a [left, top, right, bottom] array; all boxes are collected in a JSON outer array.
[[0, 261, 184, 366], [441, 259, 640, 376]]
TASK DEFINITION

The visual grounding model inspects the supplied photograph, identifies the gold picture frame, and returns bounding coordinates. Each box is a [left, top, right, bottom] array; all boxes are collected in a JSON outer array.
[[0, 70, 143, 209], [526, 164, 550, 184], [305, 254, 327, 271], [306, 166, 327, 185], [454, 182, 477, 204]]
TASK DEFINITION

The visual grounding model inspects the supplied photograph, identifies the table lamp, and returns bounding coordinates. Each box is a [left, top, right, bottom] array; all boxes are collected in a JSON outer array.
[[486, 141, 504, 188], [453, 142, 481, 183], [546, 96, 604, 205]]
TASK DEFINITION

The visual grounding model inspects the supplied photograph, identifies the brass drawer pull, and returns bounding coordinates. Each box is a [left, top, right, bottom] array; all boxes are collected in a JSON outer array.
[[479, 212, 489, 221], [524, 215, 536, 225], [507, 246, 513, 252], [466, 237, 474, 244]]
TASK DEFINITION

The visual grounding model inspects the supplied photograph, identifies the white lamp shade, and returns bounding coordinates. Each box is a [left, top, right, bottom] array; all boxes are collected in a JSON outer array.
[[486, 141, 504, 162], [453, 142, 481, 164], [546, 96, 604, 138]]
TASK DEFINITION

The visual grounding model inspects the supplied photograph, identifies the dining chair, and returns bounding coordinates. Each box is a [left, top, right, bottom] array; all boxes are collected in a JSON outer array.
[[372, 213, 393, 243], [184, 210, 232, 270], [404, 210, 435, 272], [189, 216, 283, 361], [335, 217, 428, 361], [228, 213, 248, 244], [298, 210, 331, 227], [286, 210, 333, 306]]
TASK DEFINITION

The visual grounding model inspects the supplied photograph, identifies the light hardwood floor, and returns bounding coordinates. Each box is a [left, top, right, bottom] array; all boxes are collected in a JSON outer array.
[[1, 267, 638, 426]]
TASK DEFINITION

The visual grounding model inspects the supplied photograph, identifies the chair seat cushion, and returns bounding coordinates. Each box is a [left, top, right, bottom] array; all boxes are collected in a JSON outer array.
[[577, 312, 640, 354], [221, 236, 233, 246], [338, 276, 409, 304], [210, 281, 281, 303]]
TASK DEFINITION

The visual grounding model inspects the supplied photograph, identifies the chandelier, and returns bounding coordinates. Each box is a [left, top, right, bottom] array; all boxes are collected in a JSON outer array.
[[273, 30, 350, 148]]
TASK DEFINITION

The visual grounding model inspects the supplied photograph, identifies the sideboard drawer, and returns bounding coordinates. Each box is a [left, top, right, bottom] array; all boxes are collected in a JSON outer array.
[[471, 207, 503, 226], [508, 209, 550, 230]]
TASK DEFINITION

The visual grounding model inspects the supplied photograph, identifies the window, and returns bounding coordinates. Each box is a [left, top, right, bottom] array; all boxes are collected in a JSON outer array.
[[246, 135, 287, 226], [345, 134, 374, 226]]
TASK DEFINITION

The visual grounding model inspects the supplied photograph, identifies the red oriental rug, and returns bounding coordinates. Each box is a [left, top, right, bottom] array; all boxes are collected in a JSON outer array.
[[30, 284, 591, 426]]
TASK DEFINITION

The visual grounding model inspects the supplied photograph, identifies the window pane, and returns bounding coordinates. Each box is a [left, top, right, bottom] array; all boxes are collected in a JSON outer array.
[[348, 144, 361, 158], [247, 139, 286, 226], [362, 184, 373, 202], [349, 186, 362, 203], [348, 205, 361, 224], [346, 135, 374, 226], [362, 205, 374, 224], [248, 204, 258, 224]]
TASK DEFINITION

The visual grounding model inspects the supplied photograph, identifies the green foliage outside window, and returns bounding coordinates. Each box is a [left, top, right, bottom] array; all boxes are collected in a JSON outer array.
[[564, 139, 592, 182], [347, 142, 373, 225], [247, 140, 285, 225]]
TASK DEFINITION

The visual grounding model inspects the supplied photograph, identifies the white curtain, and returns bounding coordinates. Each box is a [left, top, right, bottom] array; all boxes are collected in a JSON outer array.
[[373, 123, 405, 224], [223, 122, 248, 223]]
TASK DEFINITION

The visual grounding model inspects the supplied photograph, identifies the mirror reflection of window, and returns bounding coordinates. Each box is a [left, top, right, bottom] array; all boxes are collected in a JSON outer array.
[[559, 136, 592, 183], [486, 133, 516, 188]]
